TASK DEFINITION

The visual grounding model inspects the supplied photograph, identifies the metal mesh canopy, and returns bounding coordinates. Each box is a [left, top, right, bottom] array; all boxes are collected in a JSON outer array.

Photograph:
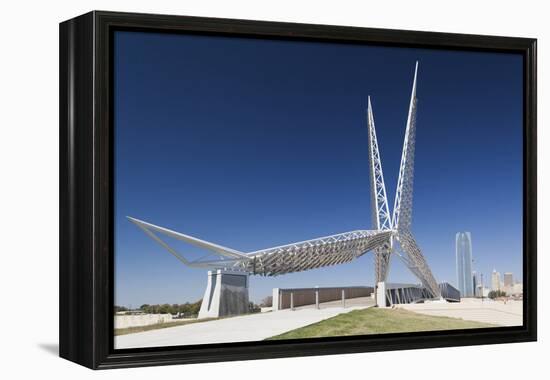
[[127, 217, 391, 276], [243, 230, 392, 276]]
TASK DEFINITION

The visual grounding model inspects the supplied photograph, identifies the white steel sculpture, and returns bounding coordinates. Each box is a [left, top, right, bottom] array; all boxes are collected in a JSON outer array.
[[129, 61, 442, 308]]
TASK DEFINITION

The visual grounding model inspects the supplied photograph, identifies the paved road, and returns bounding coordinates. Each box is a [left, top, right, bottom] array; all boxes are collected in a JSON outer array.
[[397, 299, 522, 326], [116, 298, 375, 349]]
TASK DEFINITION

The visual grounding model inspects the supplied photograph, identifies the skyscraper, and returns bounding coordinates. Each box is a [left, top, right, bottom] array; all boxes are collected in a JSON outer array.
[[456, 232, 474, 297], [504, 272, 513, 287], [492, 269, 501, 291], [503, 272, 513, 295]]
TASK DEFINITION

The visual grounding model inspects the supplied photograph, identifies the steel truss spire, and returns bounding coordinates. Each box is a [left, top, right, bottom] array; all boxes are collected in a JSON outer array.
[[393, 61, 419, 232], [367, 97, 392, 232], [390, 62, 441, 298], [367, 97, 393, 284]]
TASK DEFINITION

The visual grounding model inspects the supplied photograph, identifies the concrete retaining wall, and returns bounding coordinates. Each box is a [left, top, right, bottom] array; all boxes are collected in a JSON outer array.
[[114, 314, 173, 329], [273, 286, 373, 310]]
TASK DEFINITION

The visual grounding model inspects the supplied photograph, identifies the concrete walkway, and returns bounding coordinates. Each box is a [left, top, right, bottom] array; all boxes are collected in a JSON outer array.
[[396, 299, 523, 326], [116, 299, 374, 349]]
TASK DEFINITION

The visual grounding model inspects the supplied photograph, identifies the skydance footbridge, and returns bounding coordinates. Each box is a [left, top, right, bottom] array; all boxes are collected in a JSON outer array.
[[129, 62, 445, 318]]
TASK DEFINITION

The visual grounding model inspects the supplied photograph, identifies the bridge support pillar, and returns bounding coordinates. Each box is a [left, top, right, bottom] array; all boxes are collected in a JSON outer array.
[[376, 281, 388, 307], [198, 270, 249, 319]]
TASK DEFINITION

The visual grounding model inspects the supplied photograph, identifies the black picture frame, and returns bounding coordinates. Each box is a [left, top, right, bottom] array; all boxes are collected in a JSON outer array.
[[59, 10, 537, 370]]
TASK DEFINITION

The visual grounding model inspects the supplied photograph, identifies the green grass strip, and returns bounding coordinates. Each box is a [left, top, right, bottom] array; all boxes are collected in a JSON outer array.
[[267, 308, 496, 340]]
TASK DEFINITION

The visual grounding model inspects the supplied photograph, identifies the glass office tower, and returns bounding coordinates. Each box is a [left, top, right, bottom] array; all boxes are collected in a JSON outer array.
[[456, 232, 474, 297]]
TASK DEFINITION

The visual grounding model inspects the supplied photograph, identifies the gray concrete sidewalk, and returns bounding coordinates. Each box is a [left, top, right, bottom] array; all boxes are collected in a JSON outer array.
[[396, 299, 522, 326], [116, 299, 374, 349]]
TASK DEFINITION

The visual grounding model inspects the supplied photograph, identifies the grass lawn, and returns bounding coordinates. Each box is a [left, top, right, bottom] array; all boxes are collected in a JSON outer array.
[[267, 307, 496, 340], [114, 318, 217, 336]]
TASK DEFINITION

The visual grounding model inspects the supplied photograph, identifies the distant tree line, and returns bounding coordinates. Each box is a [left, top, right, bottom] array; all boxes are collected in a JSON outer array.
[[261, 296, 273, 307], [138, 300, 203, 317], [115, 299, 264, 316], [488, 290, 507, 299], [249, 302, 261, 313]]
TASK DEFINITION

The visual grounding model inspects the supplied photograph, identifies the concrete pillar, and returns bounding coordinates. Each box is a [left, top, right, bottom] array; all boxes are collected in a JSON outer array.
[[198, 269, 249, 319], [290, 292, 294, 310], [376, 282, 388, 307], [315, 287, 319, 309], [198, 270, 214, 317], [272, 288, 280, 311], [342, 289, 346, 308]]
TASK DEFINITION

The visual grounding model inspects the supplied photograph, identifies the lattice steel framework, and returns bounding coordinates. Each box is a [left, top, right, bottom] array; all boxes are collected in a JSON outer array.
[[367, 96, 393, 285], [128, 217, 392, 276], [390, 62, 441, 298], [129, 61, 441, 299]]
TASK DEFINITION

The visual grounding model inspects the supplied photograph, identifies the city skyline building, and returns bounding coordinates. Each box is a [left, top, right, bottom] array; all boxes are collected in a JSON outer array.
[[512, 282, 523, 295], [472, 270, 479, 297], [504, 272, 513, 287], [504, 272, 514, 295], [492, 269, 501, 291], [456, 232, 474, 297]]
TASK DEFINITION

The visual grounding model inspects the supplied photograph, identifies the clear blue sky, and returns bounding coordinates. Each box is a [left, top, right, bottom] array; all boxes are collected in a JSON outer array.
[[114, 30, 523, 307]]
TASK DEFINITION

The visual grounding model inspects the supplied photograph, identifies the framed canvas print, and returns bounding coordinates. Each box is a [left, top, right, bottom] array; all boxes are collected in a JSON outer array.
[[59, 11, 537, 369]]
